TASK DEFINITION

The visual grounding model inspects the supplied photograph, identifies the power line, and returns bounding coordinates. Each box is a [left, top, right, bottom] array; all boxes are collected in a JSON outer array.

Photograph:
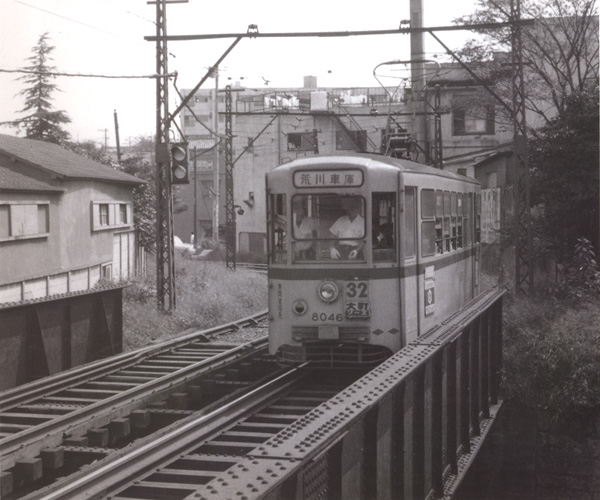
[[97, 0, 157, 27], [14, 0, 131, 38], [0, 67, 175, 79], [12, 0, 162, 54]]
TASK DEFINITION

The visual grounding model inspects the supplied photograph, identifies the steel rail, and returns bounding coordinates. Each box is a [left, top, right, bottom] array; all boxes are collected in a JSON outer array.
[[33, 363, 310, 500], [1, 315, 268, 471], [0, 309, 267, 412]]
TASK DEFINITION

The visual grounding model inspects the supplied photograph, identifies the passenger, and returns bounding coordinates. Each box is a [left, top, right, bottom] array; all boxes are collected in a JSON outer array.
[[329, 198, 364, 260], [293, 202, 317, 259], [374, 222, 394, 249]]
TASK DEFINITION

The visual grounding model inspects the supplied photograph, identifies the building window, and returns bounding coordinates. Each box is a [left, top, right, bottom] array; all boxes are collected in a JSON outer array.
[[287, 132, 315, 152], [99, 204, 109, 226], [119, 204, 128, 224], [335, 130, 367, 151], [0, 202, 49, 241], [453, 105, 495, 135], [101, 263, 112, 279], [93, 202, 131, 231], [184, 115, 195, 127]]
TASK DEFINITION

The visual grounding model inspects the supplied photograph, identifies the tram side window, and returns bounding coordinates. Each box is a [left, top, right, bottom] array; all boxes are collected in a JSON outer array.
[[464, 193, 472, 246], [450, 192, 458, 250], [404, 187, 416, 259], [373, 192, 397, 262], [456, 193, 463, 248], [269, 193, 287, 263], [476, 193, 481, 243], [443, 191, 451, 252], [435, 190, 444, 254], [424, 189, 473, 256], [421, 189, 436, 257]]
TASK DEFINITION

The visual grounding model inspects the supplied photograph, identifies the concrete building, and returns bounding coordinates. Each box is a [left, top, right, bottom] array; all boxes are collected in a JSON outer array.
[[176, 15, 596, 262], [177, 73, 514, 260], [0, 134, 144, 304], [176, 77, 409, 256]]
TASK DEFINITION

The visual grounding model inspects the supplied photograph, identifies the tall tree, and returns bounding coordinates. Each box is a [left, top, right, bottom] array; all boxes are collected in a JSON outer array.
[[529, 84, 599, 255], [119, 155, 157, 254], [453, 0, 599, 133], [13, 32, 71, 144]]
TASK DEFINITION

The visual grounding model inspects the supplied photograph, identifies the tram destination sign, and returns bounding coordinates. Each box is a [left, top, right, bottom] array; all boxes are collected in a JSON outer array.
[[294, 169, 363, 188]]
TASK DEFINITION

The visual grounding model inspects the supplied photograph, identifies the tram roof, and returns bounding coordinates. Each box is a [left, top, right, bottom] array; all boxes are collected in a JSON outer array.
[[270, 153, 479, 185]]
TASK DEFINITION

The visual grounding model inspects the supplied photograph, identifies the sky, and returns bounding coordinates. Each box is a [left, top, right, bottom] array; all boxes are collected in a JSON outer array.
[[0, 0, 477, 146]]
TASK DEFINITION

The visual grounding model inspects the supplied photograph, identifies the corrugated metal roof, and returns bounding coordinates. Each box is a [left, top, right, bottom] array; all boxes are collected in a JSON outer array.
[[0, 163, 64, 193], [0, 134, 144, 185]]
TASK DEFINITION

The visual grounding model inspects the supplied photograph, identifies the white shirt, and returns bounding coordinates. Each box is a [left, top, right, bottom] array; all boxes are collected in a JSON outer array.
[[329, 214, 364, 246], [293, 214, 316, 251]]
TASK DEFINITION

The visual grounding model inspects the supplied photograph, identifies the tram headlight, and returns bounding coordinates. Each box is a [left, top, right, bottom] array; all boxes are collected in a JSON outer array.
[[292, 299, 308, 316], [317, 280, 340, 303]]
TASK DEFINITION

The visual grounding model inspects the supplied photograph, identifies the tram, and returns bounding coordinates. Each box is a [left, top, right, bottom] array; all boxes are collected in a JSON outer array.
[[266, 154, 481, 366]]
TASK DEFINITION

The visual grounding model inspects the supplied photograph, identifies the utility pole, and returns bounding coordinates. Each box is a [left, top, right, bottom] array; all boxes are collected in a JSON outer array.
[[99, 128, 108, 151], [224, 85, 235, 270], [212, 66, 220, 243], [409, 0, 427, 161], [193, 147, 198, 249], [154, 0, 175, 311], [510, 0, 533, 293], [113, 110, 122, 163]]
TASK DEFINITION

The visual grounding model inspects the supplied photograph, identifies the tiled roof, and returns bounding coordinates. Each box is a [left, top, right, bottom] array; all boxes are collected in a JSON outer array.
[[0, 162, 64, 192], [0, 134, 144, 185]]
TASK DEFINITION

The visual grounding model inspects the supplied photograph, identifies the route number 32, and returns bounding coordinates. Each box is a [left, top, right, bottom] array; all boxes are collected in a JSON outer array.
[[345, 281, 369, 299]]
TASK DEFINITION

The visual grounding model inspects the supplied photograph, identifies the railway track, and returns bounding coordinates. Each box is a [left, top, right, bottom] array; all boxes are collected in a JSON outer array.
[[0, 311, 272, 498], [3, 287, 505, 500], [24, 366, 366, 500]]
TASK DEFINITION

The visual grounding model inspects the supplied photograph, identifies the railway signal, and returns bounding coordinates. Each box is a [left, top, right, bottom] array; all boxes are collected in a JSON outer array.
[[170, 142, 189, 184]]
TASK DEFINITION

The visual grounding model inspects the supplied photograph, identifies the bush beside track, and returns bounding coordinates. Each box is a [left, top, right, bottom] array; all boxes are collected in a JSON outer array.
[[122, 255, 267, 351]]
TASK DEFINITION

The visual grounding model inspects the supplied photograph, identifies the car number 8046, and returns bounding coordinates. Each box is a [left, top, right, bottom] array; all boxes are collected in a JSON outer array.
[[312, 313, 344, 322]]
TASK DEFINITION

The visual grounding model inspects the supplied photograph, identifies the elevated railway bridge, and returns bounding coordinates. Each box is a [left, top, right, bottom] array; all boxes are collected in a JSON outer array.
[[0, 286, 504, 500]]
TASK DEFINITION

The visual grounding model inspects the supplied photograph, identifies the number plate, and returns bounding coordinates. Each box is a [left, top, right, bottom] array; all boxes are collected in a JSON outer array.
[[345, 301, 371, 319], [344, 280, 370, 319]]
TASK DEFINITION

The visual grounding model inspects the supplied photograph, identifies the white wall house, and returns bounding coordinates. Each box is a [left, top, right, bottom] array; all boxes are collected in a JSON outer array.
[[0, 134, 145, 304]]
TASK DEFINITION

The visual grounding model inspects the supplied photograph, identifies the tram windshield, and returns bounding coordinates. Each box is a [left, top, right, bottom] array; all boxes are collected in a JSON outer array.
[[291, 194, 366, 262]]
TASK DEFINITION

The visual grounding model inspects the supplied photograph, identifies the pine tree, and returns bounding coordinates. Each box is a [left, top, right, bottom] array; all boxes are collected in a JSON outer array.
[[14, 32, 71, 144]]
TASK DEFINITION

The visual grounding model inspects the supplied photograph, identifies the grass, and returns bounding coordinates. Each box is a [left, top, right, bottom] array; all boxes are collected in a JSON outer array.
[[502, 294, 600, 427], [122, 253, 267, 351]]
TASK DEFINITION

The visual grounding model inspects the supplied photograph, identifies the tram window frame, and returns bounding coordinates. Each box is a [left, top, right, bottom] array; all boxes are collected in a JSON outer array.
[[421, 189, 435, 218], [404, 187, 416, 259], [373, 192, 397, 263], [435, 190, 444, 254], [456, 193, 464, 248], [476, 193, 481, 243], [422, 220, 436, 257], [290, 194, 367, 262], [420, 189, 437, 257], [443, 191, 451, 252], [450, 192, 457, 250], [464, 193, 472, 246], [268, 193, 287, 264]]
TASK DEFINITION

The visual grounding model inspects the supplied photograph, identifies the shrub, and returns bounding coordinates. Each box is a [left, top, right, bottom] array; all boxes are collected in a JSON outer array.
[[122, 257, 267, 351], [502, 295, 600, 427], [545, 237, 600, 302]]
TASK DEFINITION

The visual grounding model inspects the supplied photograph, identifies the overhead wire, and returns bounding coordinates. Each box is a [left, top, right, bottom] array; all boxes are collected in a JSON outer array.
[[0, 68, 176, 79]]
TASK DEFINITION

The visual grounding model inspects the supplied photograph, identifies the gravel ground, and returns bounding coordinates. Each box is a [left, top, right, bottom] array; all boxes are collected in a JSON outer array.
[[208, 322, 269, 344]]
